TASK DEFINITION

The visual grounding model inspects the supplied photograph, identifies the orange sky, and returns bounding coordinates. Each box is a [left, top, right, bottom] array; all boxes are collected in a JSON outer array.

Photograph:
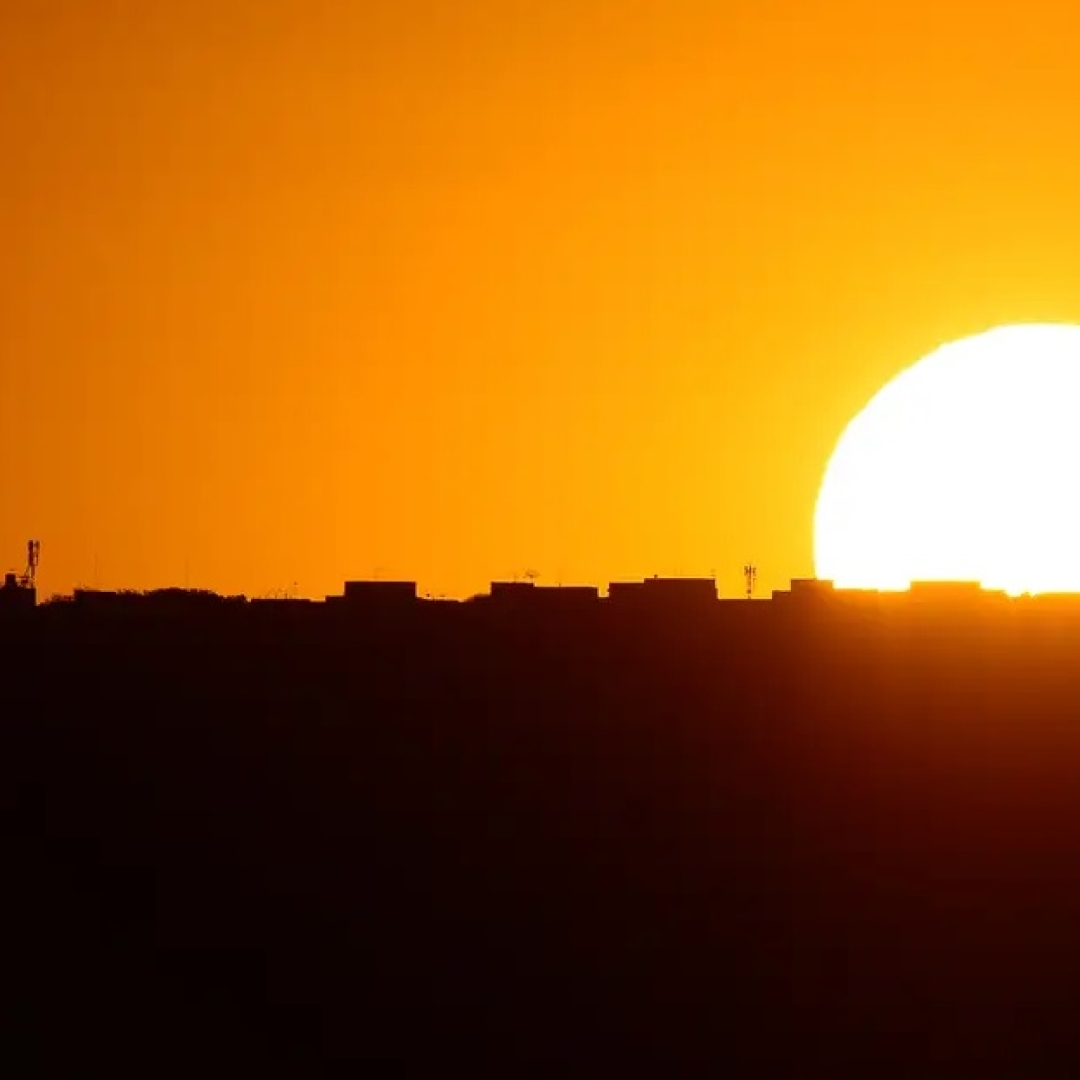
[[4, 0, 1080, 599]]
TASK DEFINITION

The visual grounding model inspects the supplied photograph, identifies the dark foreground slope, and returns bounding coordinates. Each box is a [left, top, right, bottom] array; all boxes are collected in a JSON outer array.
[[4, 597, 1080, 1073]]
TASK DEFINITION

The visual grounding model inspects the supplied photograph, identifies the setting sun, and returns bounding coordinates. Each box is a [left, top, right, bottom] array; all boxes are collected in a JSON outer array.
[[815, 324, 1080, 595]]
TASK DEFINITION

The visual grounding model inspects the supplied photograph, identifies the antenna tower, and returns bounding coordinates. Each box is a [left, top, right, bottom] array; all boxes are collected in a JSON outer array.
[[743, 563, 757, 600], [21, 540, 40, 590]]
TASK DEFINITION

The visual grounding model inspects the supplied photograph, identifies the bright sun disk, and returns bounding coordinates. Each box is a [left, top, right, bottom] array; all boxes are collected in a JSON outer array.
[[814, 323, 1080, 596]]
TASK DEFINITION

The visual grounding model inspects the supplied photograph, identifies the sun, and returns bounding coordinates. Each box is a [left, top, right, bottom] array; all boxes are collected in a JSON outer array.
[[814, 324, 1080, 596]]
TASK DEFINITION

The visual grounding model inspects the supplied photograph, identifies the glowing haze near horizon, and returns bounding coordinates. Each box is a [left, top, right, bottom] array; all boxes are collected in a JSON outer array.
[[815, 324, 1080, 595], [8, 3, 1080, 599]]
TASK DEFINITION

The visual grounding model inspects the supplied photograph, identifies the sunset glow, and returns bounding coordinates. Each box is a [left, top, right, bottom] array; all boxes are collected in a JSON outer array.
[[7, 4, 1080, 597]]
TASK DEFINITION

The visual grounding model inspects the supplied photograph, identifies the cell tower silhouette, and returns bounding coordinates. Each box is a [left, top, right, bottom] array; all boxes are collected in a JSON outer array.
[[21, 540, 40, 590], [743, 563, 757, 600]]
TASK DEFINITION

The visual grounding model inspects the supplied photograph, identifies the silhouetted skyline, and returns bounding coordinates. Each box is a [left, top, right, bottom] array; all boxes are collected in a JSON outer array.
[[8, 559, 1080, 1070], [11, 562, 1080, 622], [10, 2, 1080, 1070]]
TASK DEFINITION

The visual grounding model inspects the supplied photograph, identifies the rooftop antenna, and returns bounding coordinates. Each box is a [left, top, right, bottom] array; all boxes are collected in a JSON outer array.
[[21, 540, 40, 590], [743, 563, 757, 600], [523, 568, 540, 584]]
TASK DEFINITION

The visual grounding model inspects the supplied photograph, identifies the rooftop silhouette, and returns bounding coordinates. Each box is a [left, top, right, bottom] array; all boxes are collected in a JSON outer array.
[[7, 554, 1080, 1072], [7, 568, 1080, 623]]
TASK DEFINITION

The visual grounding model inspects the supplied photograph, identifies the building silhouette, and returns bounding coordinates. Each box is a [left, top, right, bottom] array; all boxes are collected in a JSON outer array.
[[15, 563, 1080, 625], [10, 557, 1080, 1072], [608, 576, 718, 608], [0, 571, 35, 612], [335, 580, 419, 606]]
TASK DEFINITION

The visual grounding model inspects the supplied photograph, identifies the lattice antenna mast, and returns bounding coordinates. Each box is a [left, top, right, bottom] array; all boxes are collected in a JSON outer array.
[[21, 540, 40, 589], [743, 563, 757, 600]]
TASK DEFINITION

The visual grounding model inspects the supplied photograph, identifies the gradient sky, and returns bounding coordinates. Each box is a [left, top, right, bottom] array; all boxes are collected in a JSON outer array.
[[4, 0, 1080, 599]]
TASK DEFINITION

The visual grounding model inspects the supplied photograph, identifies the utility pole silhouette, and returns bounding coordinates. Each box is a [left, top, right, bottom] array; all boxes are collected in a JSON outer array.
[[744, 563, 757, 600]]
